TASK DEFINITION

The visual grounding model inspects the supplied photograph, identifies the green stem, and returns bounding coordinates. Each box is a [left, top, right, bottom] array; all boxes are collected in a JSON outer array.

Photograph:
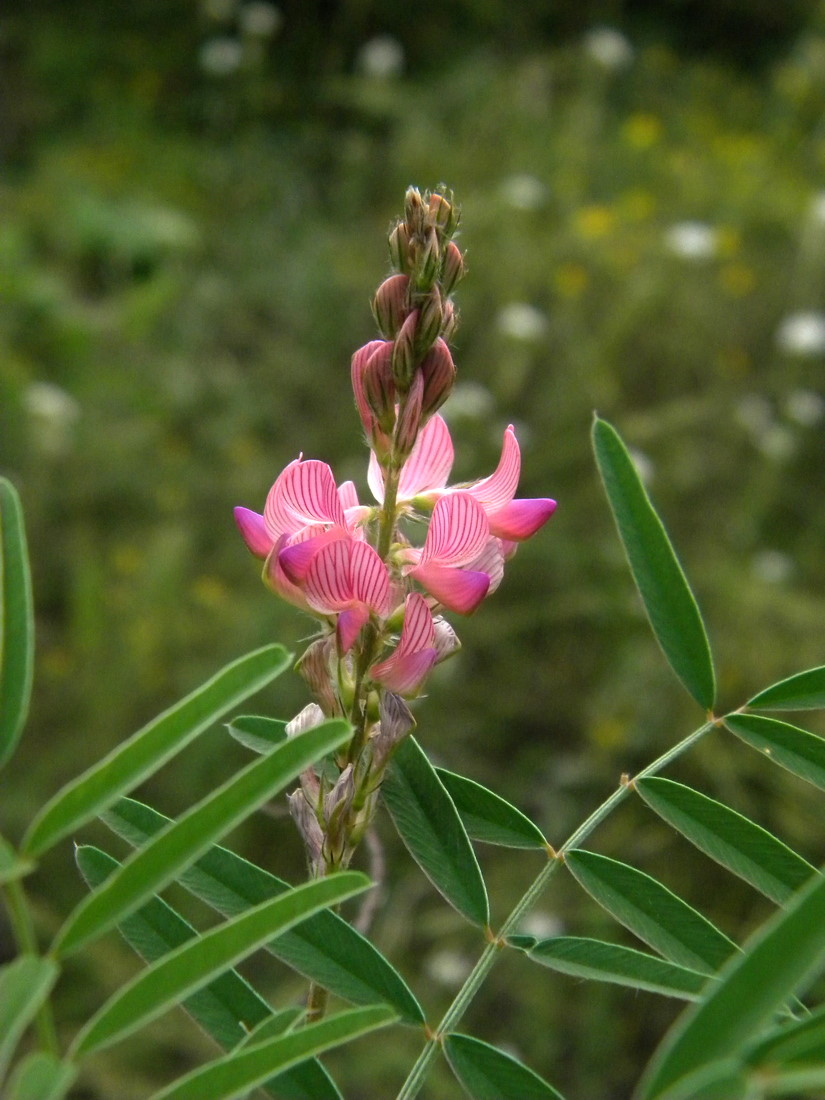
[[395, 718, 716, 1100], [2, 877, 60, 1058]]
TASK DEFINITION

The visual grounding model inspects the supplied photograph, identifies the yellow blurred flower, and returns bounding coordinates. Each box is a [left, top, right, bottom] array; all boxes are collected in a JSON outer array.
[[575, 204, 615, 239], [553, 262, 589, 297], [622, 113, 662, 149], [719, 263, 756, 297]]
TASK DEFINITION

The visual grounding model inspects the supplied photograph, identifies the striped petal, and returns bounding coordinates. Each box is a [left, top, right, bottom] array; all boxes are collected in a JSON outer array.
[[278, 526, 347, 583], [464, 424, 521, 513], [264, 459, 345, 538], [487, 497, 557, 541], [410, 562, 490, 614], [348, 540, 392, 615], [419, 492, 490, 568], [398, 413, 454, 499], [233, 507, 273, 559], [302, 539, 390, 617], [337, 606, 371, 654], [371, 647, 438, 695]]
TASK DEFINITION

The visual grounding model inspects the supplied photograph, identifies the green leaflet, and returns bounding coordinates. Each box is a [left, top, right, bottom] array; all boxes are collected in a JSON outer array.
[[24, 644, 293, 856], [101, 796, 424, 1025], [72, 871, 369, 1055], [747, 666, 825, 711], [725, 713, 825, 790], [564, 850, 736, 973], [0, 955, 59, 1086], [382, 736, 489, 926], [637, 870, 825, 1099], [53, 719, 350, 955], [514, 935, 711, 1000], [0, 478, 35, 771], [149, 1006, 397, 1100], [591, 417, 715, 711], [435, 768, 548, 849], [635, 777, 815, 904], [226, 715, 289, 754], [443, 1033, 565, 1100], [4, 1053, 76, 1100]]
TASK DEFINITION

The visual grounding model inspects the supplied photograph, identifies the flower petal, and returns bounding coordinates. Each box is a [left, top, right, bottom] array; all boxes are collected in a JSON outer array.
[[348, 540, 391, 616], [278, 527, 347, 583], [419, 492, 490, 568], [487, 497, 557, 541], [234, 507, 273, 559], [337, 606, 371, 654], [371, 647, 438, 695], [398, 413, 454, 500], [464, 425, 521, 513], [410, 562, 490, 614], [395, 592, 436, 657], [264, 459, 345, 538]]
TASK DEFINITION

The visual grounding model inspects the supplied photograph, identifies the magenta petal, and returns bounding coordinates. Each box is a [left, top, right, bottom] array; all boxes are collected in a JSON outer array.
[[234, 507, 273, 559], [488, 498, 557, 541], [396, 592, 435, 656], [411, 562, 490, 614], [278, 528, 346, 583], [265, 459, 345, 537], [337, 606, 370, 654], [348, 541, 391, 616], [371, 647, 438, 695], [398, 414, 454, 500], [303, 539, 356, 612], [465, 424, 521, 513]]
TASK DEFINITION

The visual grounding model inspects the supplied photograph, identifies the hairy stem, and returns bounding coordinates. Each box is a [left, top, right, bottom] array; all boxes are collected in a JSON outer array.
[[395, 717, 716, 1100]]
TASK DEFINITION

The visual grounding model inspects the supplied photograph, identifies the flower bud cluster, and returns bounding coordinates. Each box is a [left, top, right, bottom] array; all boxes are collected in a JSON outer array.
[[234, 188, 555, 875]]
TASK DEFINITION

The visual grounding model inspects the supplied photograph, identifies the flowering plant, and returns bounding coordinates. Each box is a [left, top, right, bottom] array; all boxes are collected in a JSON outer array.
[[2, 188, 825, 1100]]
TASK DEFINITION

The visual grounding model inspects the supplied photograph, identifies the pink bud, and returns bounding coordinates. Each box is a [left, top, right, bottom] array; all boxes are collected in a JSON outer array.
[[428, 191, 458, 234], [361, 341, 396, 433], [420, 339, 456, 419], [416, 287, 444, 351], [389, 222, 413, 273], [372, 274, 410, 338], [392, 310, 419, 391], [441, 241, 465, 296], [395, 370, 424, 458]]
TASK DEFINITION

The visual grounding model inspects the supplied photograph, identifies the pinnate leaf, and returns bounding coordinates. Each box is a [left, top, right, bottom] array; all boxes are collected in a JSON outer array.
[[436, 769, 548, 849], [443, 1033, 565, 1100], [53, 719, 350, 955], [564, 850, 735, 973], [635, 777, 815, 904], [102, 796, 424, 1025], [0, 478, 35, 770], [382, 736, 489, 926], [725, 712, 825, 790], [637, 870, 825, 1099], [150, 1005, 397, 1100], [747, 666, 825, 711], [514, 935, 710, 1000], [592, 417, 715, 710], [24, 644, 293, 856], [72, 870, 368, 1055]]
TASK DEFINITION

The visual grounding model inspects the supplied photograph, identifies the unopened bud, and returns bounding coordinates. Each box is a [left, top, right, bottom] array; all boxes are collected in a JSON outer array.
[[404, 186, 425, 232], [372, 273, 410, 338], [352, 339, 387, 439], [420, 339, 456, 419], [433, 616, 462, 662], [389, 223, 413, 274], [441, 241, 465, 296], [395, 369, 424, 457], [286, 702, 326, 737], [392, 310, 419, 391], [439, 299, 458, 343], [296, 638, 339, 716], [362, 341, 396, 432], [428, 192, 458, 236], [288, 790, 324, 869], [371, 692, 416, 772], [323, 764, 354, 824], [415, 288, 443, 353], [416, 227, 441, 288]]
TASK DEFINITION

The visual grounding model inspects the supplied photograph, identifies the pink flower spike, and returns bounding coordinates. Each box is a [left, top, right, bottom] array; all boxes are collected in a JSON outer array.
[[234, 507, 273, 559], [487, 497, 557, 541], [371, 593, 438, 696], [264, 459, 345, 540]]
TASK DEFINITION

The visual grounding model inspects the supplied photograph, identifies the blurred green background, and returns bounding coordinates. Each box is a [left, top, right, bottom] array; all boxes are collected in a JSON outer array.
[[3, 0, 825, 1096]]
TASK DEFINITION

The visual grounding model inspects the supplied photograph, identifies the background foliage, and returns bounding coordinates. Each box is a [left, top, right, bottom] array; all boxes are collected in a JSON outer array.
[[3, 1, 825, 1095]]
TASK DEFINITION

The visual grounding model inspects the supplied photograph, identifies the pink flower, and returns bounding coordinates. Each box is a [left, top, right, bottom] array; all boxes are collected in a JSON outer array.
[[369, 415, 556, 543], [282, 537, 392, 653], [370, 593, 438, 696], [402, 492, 493, 614]]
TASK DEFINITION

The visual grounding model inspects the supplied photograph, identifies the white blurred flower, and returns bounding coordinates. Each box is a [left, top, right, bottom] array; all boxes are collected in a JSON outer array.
[[499, 173, 548, 211], [424, 949, 472, 989], [355, 35, 404, 80], [441, 381, 494, 422], [583, 26, 634, 70], [496, 302, 548, 342], [776, 312, 825, 356], [24, 382, 81, 456], [734, 393, 773, 437], [757, 425, 796, 462], [199, 37, 243, 77], [751, 550, 794, 585], [785, 388, 825, 426], [518, 911, 564, 940], [664, 221, 718, 260], [240, 2, 282, 37]]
